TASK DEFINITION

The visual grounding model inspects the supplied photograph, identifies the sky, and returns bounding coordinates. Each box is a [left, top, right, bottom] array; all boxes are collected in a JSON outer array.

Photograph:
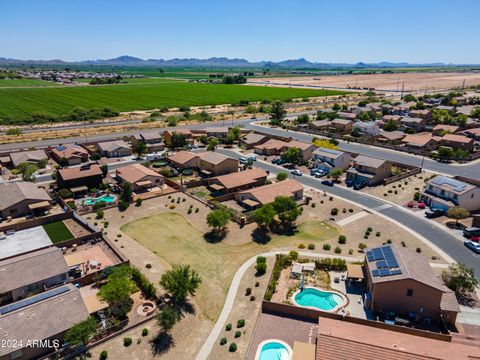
[[1, 0, 479, 64]]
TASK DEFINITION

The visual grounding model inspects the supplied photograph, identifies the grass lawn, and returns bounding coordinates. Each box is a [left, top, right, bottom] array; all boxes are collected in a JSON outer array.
[[120, 212, 338, 321], [0, 79, 60, 87], [0, 81, 349, 123], [43, 221, 74, 244]]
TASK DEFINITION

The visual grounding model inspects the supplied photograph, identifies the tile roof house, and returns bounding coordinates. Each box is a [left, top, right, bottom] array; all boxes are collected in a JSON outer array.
[[130, 132, 164, 152], [400, 117, 426, 132], [409, 109, 432, 120], [198, 152, 239, 176], [352, 121, 380, 136], [206, 127, 230, 139], [254, 139, 289, 156], [401, 132, 440, 150], [346, 155, 391, 186], [96, 140, 132, 158], [0, 182, 52, 219], [239, 133, 269, 149], [376, 130, 406, 144], [236, 179, 303, 210], [420, 175, 480, 212], [57, 163, 103, 190], [308, 120, 331, 131], [439, 133, 475, 152], [311, 147, 351, 170], [363, 245, 459, 326], [0, 284, 89, 360], [336, 111, 358, 120], [162, 129, 193, 144], [116, 163, 165, 192], [431, 124, 460, 136], [379, 114, 403, 128], [330, 118, 353, 134], [460, 127, 480, 140], [50, 144, 89, 166], [207, 168, 268, 195], [283, 140, 317, 162], [167, 151, 200, 169], [0, 248, 68, 304], [9, 150, 48, 168]]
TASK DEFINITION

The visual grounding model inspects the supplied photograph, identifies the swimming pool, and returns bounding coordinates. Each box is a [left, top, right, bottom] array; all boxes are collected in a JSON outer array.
[[84, 195, 117, 206], [255, 340, 292, 360], [293, 287, 346, 312]]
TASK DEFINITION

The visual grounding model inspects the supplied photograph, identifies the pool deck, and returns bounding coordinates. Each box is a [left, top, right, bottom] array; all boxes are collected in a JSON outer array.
[[246, 312, 317, 360]]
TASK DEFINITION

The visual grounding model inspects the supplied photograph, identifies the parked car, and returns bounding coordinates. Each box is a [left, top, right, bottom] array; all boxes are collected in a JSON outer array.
[[239, 157, 248, 164], [425, 208, 444, 218], [246, 154, 257, 161], [346, 179, 354, 187], [353, 183, 366, 190], [314, 171, 326, 178], [291, 169, 302, 176], [321, 180, 334, 186], [463, 227, 480, 238], [464, 240, 480, 254]]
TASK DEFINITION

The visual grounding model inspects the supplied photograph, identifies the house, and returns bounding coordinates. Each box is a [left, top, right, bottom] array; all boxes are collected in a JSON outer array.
[[439, 133, 475, 152], [9, 150, 48, 168], [379, 115, 402, 128], [239, 133, 268, 149], [254, 139, 288, 156], [460, 127, 480, 140], [116, 163, 165, 192], [0, 284, 89, 360], [283, 140, 317, 162], [431, 124, 460, 136], [50, 144, 89, 166], [57, 163, 103, 190], [352, 121, 380, 136], [401, 133, 440, 150], [308, 120, 331, 131], [376, 131, 405, 144], [198, 152, 238, 176], [409, 109, 432, 120], [206, 127, 230, 139], [130, 132, 164, 153], [400, 117, 426, 132], [96, 140, 132, 158], [311, 147, 351, 171], [0, 248, 68, 305], [346, 155, 391, 186], [420, 175, 480, 212], [235, 179, 304, 210], [330, 118, 353, 133], [0, 182, 52, 219], [162, 129, 193, 144], [167, 151, 200, 169], [207, 168, 268, 195], [364, 245, 459, 327], [336, 111, 357, 120]]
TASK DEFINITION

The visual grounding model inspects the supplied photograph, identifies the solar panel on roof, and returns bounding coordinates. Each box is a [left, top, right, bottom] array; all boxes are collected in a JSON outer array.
[[0, 285, 70, 315], [430, 176, 467, 193], [376, 260, 388, 269], [379, 269, 390, 277], [372, 270, 380, 277], [390, 269, 402, 275], [319, 148, 342, 155], [56, 145, 66, 151]]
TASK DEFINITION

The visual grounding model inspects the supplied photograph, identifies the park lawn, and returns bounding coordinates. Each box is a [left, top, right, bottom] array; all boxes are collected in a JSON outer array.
[[120, 212, 338, 321], [0, 79, 60, 88], [0, 81, 349, 122], [43, 221, 74, 244]]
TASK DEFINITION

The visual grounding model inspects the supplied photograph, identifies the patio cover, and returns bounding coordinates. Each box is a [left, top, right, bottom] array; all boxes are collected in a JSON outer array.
[[71, 186, 88, 193], [200, 169, 212, 176], [136, 180, 152, 187], [209, 183, 225, 191], [347, 263, 364, 280], [243, 199, 260, 208], [28, 201, 51, 210], [292, 341, 315, 360]]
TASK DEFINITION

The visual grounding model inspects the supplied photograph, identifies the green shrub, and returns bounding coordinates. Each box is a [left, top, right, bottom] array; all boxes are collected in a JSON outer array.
[[298, 243, 306, 249], [100, 351, 108, 360], [255, 262, 267, 275], [131, 267, 157, 300], [367, 227, 372, 232], [195, 208, 199, 213], [250, 295, 256, 301], [338, 235, 347, 244], [255, 281, 259, 287], [96, 209, 104, 219], [348, 248, 354, 255], [257, 256, 266, 264], [118, 200, 129, 211], [315, 257, 347, 271], [136, 198, 143, 207], [331, 208, 338, 216], [376, 231, 381, 237], [234, 330, 241, 338], [169, 204, 176, 209], [308, 244, 315, 250], [264, 255, 292, 301], [123, 337, 132, 347], [58, 188, 73, 199], [358, 242, 367, 251], [386, 239, 392, 244], [401, 241, 407, 247], [323, 243, 331, 251], [229, 343, 237, 352], [348, 208, 353, 213], [226, 323, 232, 331], [311, 203, 316, 208], [416, 247, 422, 253], [142, 328, 148, 337], [334, 247, 342, 254], [245, 288, 252, 296], [187, 208, 192, 214], [220, 337, 227, 345], [145, 263, 152, 269], [236, 319, 245, 328]]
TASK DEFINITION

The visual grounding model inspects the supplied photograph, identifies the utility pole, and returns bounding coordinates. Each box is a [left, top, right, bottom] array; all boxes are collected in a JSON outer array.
[[461, 79, 466, 94], [83, 119, 88, 143], [400, 82, 405, 100]]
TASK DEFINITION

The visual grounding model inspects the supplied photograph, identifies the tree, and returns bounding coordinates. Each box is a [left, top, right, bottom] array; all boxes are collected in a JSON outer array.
[[438, 146, 454, 160], [206, 208, 231, 233], [157, 305, 178, 331], [272, 196, 301, 228], [169, 133, 188, 149], [58, 157, 70, 168], [332, 103, 341, 111], [447, 206, 470, 225], [329, 168, 344, 181], [160, 265, 202, 305], [98, 265, 136, 304], [295, 114, 310, 125], [228, 126, 241, 142], [207, 137, 219, 151], [383, 120, 398, 132], [58, 188, 73, 199], [100, 164, 108, 178], [253, 204, 276, 230], [17, 162, 38, 182], [120, 182, 133, 203], [276, 172, 288, 181], [269, 101, 286, 125], [64, 317, 98, 345], [442, 263, 478, 296], [282, 147, 302, 165], [133, 142, 147, 158], [403, 94, 416, 102]]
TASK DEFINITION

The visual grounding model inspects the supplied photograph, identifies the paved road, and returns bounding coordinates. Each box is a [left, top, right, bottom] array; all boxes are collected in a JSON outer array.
[[218, 149, 480, 278]]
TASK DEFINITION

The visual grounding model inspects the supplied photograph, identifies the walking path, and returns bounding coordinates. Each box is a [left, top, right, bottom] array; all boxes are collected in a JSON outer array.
[[336, 210, 369, 226]]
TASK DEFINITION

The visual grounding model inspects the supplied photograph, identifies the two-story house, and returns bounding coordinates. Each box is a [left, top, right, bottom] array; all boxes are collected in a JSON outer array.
[[346, 155, 391, 186], [311, 147, 351, 171]]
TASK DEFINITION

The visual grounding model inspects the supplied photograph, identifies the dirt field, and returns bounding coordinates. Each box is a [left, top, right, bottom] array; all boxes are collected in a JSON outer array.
[[248, 72, 480, 92]]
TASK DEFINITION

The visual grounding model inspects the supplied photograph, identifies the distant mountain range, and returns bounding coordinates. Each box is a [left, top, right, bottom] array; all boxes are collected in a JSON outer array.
[[0, 55, 477, 68]]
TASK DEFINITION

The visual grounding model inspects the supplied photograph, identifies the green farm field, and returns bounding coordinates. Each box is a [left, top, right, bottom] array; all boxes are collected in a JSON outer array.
[[0, 78, 61, 87], [0, 81, 348, 122]]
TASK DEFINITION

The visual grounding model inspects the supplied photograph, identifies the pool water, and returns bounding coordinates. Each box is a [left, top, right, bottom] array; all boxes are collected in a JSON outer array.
[[294, 287, 344, 311], [85, 195, 116, 206], [259, 342, 290, 360]]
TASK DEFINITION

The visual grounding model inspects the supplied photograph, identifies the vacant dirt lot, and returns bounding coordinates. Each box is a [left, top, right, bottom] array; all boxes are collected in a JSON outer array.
[[248, 72, 480, 92]]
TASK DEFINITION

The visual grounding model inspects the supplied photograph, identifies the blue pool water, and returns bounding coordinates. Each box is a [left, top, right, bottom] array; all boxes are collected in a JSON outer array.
[[85, 195, 116, 206], [294, 288, 343, 311], [259, 341, 290, 360]]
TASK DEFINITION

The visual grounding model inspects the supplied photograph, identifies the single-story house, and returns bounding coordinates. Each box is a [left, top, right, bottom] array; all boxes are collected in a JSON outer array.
[[401, 133, 440, 150], [336, 111, 358, 120], [308, 120, 331, 131], [198, 152, 238, 176], [346, 155, 391, 186], [50, 144, 89, 166], [206, 127, 230, 139], [376, 131, 406, 144], [235, 179, 304, 210], [207, 168, 268, 195], [352, 121, 380, 136], [0, 182, 52, 219], [96, 140, 132, 158], [409, 109, 432, 120], [116, 163, 165, 192], [311, 147, 351, 171], [57, 163, 103, 191], [254, 139, 289, 156], [9, 150, 48, 168], [431, 124, 460, 136], [163, 129, 193, 144], [239, 133, 268, 149], [460, 127, 480, 141], [167, 151, 200, 169], [439, 133, 475, 152]]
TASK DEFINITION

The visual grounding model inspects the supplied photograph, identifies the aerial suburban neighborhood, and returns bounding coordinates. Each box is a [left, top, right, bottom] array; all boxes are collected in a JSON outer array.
[[0, 1, 480, 360]]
